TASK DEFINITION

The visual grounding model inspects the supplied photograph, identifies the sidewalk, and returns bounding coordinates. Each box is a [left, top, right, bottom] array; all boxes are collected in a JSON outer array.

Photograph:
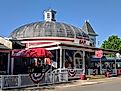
[[2, 77, 121, 91], [22, 77, 121, 91]]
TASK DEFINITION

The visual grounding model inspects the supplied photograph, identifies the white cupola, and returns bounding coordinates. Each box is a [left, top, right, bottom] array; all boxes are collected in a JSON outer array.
[[44, 9, 56, 22]]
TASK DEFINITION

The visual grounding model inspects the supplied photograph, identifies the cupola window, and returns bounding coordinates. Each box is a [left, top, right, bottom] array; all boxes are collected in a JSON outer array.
[[44, 9, 56, 22], [47, 13, 50, 18]]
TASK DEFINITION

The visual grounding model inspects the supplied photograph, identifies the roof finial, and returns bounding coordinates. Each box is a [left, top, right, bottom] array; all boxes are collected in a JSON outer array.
[[85, 19, 89, 23]]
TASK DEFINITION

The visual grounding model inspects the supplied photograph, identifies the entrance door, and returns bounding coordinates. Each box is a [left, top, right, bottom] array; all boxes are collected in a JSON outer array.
[[74, 52, 83, 69]]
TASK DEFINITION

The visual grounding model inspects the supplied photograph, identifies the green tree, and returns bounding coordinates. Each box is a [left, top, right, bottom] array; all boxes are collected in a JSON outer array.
[[101, 35, 121, 51]]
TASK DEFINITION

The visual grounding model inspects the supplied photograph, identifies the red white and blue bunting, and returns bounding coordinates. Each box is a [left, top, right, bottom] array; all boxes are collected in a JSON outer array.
[[68, 69, 76, 77], [29, 73, 45, 84]]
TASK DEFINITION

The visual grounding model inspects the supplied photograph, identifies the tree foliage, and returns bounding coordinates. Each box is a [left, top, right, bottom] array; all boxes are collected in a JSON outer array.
[[101, 35, 121, 51]]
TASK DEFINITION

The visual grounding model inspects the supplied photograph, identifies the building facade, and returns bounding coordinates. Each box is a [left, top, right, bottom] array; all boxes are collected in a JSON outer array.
[[8, 9, 118, 77]]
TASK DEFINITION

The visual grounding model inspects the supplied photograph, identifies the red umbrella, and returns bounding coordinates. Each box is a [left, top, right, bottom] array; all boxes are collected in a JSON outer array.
[[12, 49, 27, 58], [23, 48, 52, 58], [12, 48, 52, 58]]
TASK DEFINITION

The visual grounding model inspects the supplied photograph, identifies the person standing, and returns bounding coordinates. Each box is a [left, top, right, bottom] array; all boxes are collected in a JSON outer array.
[[44, 58, 52, 72]]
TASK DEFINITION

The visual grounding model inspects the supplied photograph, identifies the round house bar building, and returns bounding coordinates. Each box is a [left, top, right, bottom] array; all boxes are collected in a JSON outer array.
[[9, 9, 117, 78]]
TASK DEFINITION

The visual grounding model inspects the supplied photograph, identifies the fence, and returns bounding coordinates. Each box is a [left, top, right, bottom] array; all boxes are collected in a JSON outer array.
[[88, 69, 117, 75], [52, 68, 83, 79], [0, 68, 83, 90], [0, 71, 68, 89]]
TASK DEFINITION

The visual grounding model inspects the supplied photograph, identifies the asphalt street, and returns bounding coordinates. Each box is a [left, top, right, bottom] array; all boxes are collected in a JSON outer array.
[[49, 78, 121, 91]]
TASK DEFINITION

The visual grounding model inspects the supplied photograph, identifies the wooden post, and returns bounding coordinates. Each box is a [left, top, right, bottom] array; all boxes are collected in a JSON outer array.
[[7, 52, 10, 74], [83, 50, 85, 74], [63, 49, 65, 68], [11, 50, 14, 75], [60, 48, 62, 68]]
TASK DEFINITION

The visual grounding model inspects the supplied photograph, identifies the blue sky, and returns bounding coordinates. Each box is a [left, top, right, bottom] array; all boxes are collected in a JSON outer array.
[[0, 0, 121, 47]]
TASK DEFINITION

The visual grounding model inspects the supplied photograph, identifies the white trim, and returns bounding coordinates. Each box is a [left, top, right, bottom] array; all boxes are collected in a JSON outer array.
[[16, 37, 75, 41], [28, 42, 59, 48], [22, 40, 59, 43], [26, 41, 95, 52], [60, 47, 62, 68], [74, 51, 83, 57], [28, 41, 85, 49], [21, 40, 94, 50], [46, 46, 60, 50], [56, 49, 58, 68]]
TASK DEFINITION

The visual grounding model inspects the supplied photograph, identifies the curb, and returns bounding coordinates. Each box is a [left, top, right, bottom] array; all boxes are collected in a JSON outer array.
[[54, 77, 121, 88], [54, 80, 104, 88]]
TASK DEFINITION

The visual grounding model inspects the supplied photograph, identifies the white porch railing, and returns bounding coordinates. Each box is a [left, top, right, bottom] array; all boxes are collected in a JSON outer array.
[[88, 69, 116, 75], [0, 68, 83, 90], [52, 68, 83, 79], [0, 73, 68, 89]]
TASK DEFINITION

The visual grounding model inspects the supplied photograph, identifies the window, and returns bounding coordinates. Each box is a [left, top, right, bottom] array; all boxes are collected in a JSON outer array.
[[47, 13, 50, 18], [75, 58, 83, 68], [52, 13, 55, 19], [75, 53, 83, 69]]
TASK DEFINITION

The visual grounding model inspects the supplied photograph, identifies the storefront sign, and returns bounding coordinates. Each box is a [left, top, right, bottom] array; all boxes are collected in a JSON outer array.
[[74, 39, 90, 45], [95, 50, 103, 58]]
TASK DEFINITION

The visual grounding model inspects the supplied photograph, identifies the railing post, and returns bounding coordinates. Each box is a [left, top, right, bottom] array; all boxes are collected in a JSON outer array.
[[45, 73, 47, 84], [18, 75, 21, 87], [52, 73, 55, 84], [1, 75, 4, 89], [65, 70, 68, 82]]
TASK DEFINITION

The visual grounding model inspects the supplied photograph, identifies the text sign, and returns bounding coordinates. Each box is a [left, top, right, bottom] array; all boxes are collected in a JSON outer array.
[[95, 50, 103, 58]]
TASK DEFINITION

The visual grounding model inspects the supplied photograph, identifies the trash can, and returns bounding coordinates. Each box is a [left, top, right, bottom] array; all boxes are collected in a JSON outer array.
[[80, 74, 86, 80]]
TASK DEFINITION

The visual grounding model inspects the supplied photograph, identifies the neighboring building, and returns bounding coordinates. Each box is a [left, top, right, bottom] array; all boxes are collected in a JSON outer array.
[[0, 36, 12, 74]]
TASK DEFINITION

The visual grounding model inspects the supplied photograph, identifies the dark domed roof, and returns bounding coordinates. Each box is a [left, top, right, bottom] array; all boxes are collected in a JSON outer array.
[[10, 21, 89, 39]]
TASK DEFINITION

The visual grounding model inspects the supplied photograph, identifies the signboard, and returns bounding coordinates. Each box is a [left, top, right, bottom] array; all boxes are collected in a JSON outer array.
[[74, 38, 90, 45], [95, 50, 103, 58]]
